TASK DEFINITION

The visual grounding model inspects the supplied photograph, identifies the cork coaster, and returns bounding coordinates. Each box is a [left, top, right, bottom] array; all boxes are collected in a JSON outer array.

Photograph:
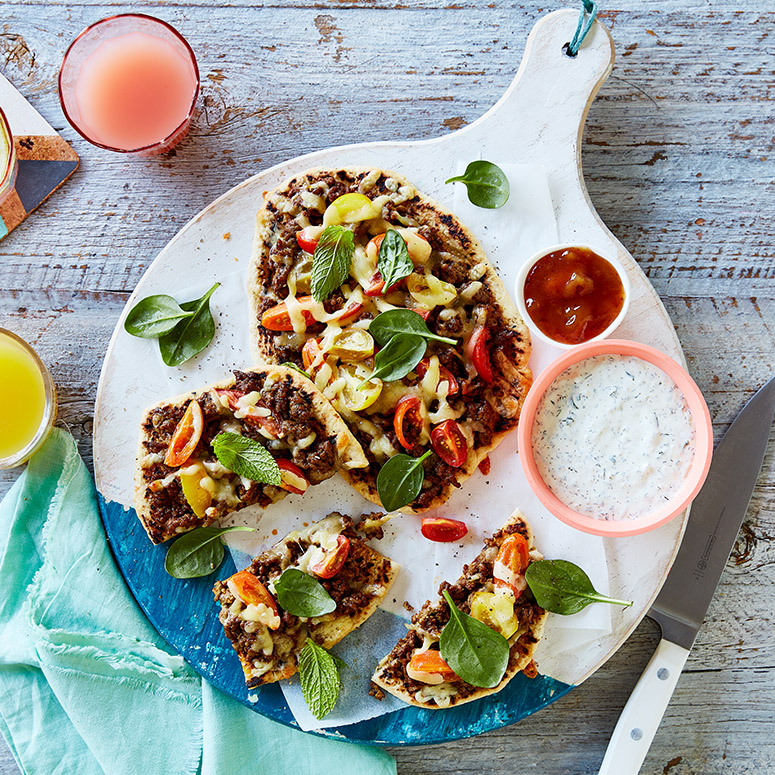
[[0, 72, 79, 240]]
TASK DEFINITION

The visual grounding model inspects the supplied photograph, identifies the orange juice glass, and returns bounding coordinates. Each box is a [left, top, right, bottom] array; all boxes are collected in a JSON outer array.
[[0, 329, 57, 468], [58, 14, 199, 155]]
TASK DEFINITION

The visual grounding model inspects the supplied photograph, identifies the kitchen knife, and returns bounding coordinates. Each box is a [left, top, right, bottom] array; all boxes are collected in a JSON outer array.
[[598, 375, 775, 775]]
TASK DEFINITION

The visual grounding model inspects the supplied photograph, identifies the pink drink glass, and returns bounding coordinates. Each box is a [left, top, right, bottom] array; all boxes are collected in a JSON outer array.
[[59, 14, 200, 156]]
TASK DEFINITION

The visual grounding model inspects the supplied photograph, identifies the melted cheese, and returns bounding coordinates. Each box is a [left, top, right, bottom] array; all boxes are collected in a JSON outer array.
[[415, 683, 458, 708]]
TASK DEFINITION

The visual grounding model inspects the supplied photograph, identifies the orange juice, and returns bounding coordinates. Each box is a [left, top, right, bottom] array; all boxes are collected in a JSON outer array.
[[72, 30, 198, 151], [0, 331, 51, 462]]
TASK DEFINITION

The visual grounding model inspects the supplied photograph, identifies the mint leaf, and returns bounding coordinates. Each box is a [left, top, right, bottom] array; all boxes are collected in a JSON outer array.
[[311, 226, 355, 302], [298, 639, 341, 719], [212, 432, 281, 485]]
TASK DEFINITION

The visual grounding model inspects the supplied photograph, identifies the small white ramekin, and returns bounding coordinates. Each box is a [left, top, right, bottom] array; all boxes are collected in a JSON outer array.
[[514, 243, 631, 350]]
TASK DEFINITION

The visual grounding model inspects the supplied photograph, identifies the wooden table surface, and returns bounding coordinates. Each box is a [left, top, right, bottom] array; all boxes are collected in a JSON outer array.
[[1, 1, 773, 773]]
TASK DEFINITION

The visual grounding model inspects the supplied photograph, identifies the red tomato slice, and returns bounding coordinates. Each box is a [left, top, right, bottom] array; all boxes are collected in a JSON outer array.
[[276, 459, 309, 495], [331, 298, 364, 323], [465, 326, 494, 384], [393, 395, 423, 450], [164, 400, 203, 467], [296, 227, 319, 254], [421, 517, 468, 543], [415, 358, 460, 397], [227, 570, 280, 627], [414, 308, 432, 322], [309, 535, 350, 579], [430, 419, 468, 468], [407, 649, 457, 681], [493, 534, 530, 599], [261, 297, 317, 331], [302, 338, 323, 371]]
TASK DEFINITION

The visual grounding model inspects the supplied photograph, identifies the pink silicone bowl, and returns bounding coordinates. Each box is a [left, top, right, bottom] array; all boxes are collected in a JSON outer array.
[[518, 339, 713, 537]]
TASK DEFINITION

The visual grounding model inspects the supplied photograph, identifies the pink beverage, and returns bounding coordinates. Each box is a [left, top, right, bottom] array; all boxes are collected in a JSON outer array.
[[59, 15, 199, 155]]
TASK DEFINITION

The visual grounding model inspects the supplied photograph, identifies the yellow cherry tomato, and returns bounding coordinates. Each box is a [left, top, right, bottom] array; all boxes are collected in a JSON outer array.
[[469, 588, 520, 639], [407, 272, 457, 308], [179, 462, 213, 518], [323, 193, 382, 227], [336, 363, 382, 412], [328, 328, 375, 362]]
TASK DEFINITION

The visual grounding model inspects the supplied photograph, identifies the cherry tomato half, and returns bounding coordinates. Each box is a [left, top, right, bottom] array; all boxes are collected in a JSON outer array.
[[430, 419, 468, 468], [309, 535, 350, 579], [227, 570, 280, 627], [466, 325, 494, 384], [261, 297, 317, 331], [421, 517, 468, 543], [415, 358, 460, 397], [296, 227, 320, 254], [164, 400, 203, 467], [276, 459, 310, 495], [330, 298, 364, 323], [302, 337, 323, 371], [393, 395, 423, 450], [493, 533, 530, 599], [414, 308, 433, 322], [407, 649, 457, 682]]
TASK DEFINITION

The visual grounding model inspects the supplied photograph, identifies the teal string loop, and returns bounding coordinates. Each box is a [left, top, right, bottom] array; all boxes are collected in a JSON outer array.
[[566, 0, 598, 57]]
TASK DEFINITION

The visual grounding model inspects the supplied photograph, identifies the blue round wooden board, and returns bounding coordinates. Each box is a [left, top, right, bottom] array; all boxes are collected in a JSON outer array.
[[98, 495, 573, 745]]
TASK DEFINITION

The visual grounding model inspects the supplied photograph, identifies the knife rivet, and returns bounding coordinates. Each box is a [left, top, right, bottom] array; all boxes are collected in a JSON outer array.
[[631, 729, 643, 741], [658, 668, 669, 680]]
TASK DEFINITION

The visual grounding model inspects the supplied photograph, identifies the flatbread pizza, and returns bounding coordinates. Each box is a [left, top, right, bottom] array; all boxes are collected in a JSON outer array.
[[247, 167, 531, 512], [213, 512, 398, 688], [371, 510, 546, 709], [134, 364, 368, 544]]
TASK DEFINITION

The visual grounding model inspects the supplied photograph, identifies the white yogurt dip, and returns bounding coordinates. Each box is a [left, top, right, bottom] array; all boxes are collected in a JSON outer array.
[[532, 354, 695, 520]]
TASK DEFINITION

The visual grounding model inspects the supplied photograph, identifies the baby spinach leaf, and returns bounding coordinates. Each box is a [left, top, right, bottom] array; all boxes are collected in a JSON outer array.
[[525, 560, 633, 615], [358, 333, 426, 390], [369, 309, 457, 348], [273, 568, 336, 617], [376, 450, 432, 511], [212, 432, 281, 485], [298, 639, 341, 719], [445, 161, 510, 209], [311, 225, 355, 302], [377, 230, 414, 291], [159, 282, 220, 366], [165, 526, 254, 579], [124, 295, 194, 338], [439, 590, 509, 688]]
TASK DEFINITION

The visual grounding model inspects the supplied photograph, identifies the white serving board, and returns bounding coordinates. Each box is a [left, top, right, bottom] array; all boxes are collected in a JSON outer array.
[[94, 9, 687, 703]]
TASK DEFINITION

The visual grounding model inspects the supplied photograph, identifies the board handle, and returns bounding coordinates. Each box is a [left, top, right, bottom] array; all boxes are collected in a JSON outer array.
[[464, 9, 614, 153]]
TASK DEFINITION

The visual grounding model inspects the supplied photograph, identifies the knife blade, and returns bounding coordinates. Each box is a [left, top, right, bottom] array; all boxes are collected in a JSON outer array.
[[598, 375, 775, 775]]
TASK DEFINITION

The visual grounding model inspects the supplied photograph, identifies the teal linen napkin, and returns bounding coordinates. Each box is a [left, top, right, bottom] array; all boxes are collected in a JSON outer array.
[[0, 429, 396, 775]]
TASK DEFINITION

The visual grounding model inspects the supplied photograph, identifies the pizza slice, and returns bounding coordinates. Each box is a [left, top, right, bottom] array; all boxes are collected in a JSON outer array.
[[134, 364, 368, 544], [247, 167, 532, 513], [371, 510, 547, 709], [213, 512, 398, 688]]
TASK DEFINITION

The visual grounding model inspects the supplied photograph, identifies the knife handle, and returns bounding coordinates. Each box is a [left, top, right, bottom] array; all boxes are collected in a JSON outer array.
[[597, 639, 690, 775]]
